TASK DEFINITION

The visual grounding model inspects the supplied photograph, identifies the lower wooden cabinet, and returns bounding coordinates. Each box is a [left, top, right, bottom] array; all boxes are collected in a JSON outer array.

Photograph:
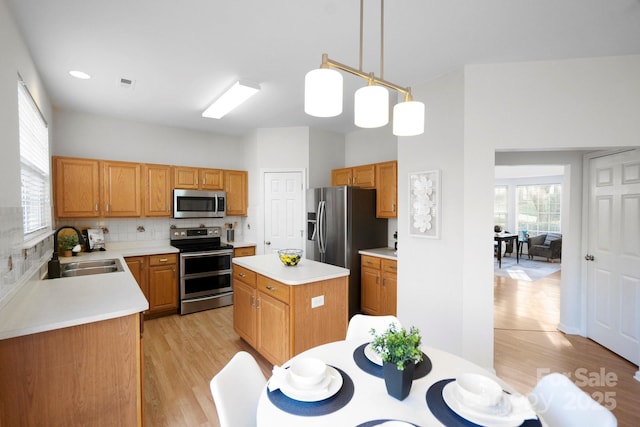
[[126, 254, 178, 318], [361, 255, 397, 316], [233, 245, 256, 258], [0, 314, 143, 426], [233, 264, 348, 366]]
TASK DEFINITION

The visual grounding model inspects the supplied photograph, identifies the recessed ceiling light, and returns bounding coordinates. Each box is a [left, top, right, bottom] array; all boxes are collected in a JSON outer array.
[[69, 70, 91, 80]]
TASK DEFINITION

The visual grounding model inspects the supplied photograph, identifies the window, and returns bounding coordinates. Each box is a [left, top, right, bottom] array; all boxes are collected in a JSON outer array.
[[18, 79, 51, 238], [494, 185, 508, 230], [516, 184, 561, 235]]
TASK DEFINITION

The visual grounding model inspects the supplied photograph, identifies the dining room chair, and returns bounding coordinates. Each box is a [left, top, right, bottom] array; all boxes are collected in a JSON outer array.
[[209, 351, 267, 427], [345, 314, 402, 341], [528, 372, 617, 427]]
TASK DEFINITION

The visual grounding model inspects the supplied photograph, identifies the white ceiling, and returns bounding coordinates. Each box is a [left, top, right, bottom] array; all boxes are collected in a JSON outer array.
[[7, 0, 640, 136]]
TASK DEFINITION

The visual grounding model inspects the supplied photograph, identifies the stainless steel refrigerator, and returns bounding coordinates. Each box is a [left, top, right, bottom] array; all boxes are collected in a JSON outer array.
[[306, 186, 388, 317]]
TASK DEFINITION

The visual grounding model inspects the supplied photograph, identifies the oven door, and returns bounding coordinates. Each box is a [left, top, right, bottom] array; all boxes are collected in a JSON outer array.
[[180, 250, 233, 300]]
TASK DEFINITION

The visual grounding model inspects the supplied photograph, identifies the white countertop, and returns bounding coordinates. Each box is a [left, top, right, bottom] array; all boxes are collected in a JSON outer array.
[[226, 241, 256, 248], [233, 254, 349, 285], [0, 243, 180, 340], [358, 247, 397, 260]]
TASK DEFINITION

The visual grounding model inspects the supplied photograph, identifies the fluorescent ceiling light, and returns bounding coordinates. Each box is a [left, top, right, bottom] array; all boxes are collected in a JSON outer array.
[[69, 70, 91, 79], [202, 80, 260, 119]]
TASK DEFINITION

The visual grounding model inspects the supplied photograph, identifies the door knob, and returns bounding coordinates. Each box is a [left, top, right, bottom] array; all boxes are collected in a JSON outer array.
[[585, 254, 595, 261], [265, 241, 271, 245]]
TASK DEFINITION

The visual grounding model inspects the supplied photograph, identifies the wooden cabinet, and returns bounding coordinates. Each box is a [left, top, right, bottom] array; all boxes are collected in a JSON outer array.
[[225, 169, 248, 216], [376, 160, 398, 218], [126, 253, 178, 318], [53, 157, 101, 218], [102, 160, 142, 217], [233, 265, 348, 366], [361, 255, 397, 316], [54, 157, 142, 218], [173, 166, 224, 190], [233, 246, 256, 257], [0, 314, 143, 426], [331, 164, 375, 188], [143, 163, 172, 217]]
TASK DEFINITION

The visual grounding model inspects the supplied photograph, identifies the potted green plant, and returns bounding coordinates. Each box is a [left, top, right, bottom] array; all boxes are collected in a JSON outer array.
[[370, 323, 423, 400], [59, 234, 79, 257]]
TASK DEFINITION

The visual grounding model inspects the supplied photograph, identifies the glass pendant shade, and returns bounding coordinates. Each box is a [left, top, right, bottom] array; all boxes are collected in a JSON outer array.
[[354, 85, 389, 128], [304, 68, 343, 117], [393, 101, 425, 136]]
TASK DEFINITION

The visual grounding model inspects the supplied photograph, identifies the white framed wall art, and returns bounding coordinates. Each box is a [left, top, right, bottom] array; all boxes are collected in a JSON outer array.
[[409, 170, 441, 239]]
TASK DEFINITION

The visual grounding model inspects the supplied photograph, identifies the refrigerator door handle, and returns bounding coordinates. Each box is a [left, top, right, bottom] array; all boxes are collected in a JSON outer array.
[[318, 200, 326, 254]]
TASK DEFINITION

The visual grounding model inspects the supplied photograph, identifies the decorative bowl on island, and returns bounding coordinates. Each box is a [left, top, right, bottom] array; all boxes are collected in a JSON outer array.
[[278, 249, 303, 266]]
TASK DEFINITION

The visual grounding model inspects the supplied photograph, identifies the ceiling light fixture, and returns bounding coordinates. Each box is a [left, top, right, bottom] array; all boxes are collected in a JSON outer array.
[[69, 70, 91, 80], [304, 0, 425, 136], [202, 80, 261, 119]]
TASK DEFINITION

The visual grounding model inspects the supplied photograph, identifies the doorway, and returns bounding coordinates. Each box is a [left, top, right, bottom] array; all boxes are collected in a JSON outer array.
[[262, 170, 305, 254]]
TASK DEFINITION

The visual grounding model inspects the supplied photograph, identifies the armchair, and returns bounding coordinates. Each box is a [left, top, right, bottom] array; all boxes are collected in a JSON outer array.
[[527, 233, 562, 262]]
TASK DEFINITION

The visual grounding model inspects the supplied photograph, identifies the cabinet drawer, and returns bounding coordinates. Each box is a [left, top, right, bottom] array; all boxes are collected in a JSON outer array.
[[382, 259, 397, 274], [234, 246, 256, 257], [149, 253, 177, 266], [257, 275, 290, 304], [361, 255, 381, 269], [234, 264, 256, 286]]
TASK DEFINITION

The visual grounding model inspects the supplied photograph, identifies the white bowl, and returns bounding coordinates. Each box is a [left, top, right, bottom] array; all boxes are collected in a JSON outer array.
[[455, 373, 503, 408], [288, 357, 327, 388]]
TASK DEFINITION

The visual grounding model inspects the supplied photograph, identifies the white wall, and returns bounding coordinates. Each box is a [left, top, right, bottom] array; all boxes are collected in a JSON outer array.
[[345, 126, 397, 165], [52, 109, 244, 169], [308, 128, 345, 188]]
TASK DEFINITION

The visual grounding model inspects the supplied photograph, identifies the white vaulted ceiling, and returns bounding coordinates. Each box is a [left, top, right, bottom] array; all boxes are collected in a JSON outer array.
[[7, 0, 640, 136]]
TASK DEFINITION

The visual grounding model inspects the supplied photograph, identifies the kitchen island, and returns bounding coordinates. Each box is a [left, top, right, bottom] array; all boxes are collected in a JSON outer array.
[[232, 254, 350, 365]]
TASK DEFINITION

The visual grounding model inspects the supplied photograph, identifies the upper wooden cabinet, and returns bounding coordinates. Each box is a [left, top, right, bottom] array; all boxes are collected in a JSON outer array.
[[376, 161, 398, 218], [54, 157, 101, 218], [54, 157, 142, 218], [102, 160, 142, 217], [225, 170, 248, 216], [143, 164, 172, 217], [173, 166, 224, 190], [331, 164, 375, 188]]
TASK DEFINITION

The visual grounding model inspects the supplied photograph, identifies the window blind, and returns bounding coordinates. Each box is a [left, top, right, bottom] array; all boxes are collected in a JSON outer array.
[[18, 79, 51, 237]]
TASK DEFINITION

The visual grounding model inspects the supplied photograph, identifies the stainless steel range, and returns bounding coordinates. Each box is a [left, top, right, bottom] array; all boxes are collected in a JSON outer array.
[[170, 226, 234, 315]]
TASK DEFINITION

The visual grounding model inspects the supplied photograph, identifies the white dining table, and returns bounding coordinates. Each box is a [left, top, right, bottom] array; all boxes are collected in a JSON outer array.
[[256, 339, 536, 427]]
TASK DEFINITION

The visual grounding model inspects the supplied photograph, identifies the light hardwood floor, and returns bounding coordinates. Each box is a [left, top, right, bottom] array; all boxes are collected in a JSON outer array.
[[143, 271, 640, 426]]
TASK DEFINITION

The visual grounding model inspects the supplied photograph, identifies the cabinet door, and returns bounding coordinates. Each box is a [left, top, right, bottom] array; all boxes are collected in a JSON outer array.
[[352, 164, 376, 188], [234, 246, 256, 257], [225, 170, 248, 216], [148, 264, 178, 314], [200, 168, 224, 190], [331, 168, 352, 186], [381, 259, 397, 315], [143, 164, 172, 217], [125, 256, 149, 312], [173, 166, 199, 189], [376, 161, 398, 218], [233, 280, 257, 347], [257, 292, 290, 366], [360, 266, 381, 315], [53, 157, 100, 218], [102, 161, 142, 217]]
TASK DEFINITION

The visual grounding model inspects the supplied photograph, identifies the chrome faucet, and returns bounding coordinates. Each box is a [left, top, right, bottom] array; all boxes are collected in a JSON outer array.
[[48, 225, 85, 279]]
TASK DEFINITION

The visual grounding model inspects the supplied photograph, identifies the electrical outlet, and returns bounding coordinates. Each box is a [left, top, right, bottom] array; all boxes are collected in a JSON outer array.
[[311, 295, 324, 308]]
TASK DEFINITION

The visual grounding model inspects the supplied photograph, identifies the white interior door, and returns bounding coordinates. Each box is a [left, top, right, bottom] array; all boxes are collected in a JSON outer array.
[[263, 171, 304, 254], [587, 149, 640, 366]]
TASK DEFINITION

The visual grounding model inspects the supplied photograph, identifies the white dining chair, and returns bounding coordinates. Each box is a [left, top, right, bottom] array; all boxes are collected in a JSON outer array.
[[345, 314, 402, 341], [210, 351, 267, 427], [528, 372, 617, 427]]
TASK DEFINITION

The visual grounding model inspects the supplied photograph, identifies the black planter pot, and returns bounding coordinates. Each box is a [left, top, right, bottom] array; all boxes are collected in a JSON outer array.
[[382, 361, 415, 400]]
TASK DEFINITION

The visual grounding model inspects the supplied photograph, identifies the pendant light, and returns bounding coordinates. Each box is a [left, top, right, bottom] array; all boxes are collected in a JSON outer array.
[[304, 0, 424, 136]]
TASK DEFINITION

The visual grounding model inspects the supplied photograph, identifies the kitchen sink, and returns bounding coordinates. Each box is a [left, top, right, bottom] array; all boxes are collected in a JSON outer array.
[[58, 258, 124, 277]]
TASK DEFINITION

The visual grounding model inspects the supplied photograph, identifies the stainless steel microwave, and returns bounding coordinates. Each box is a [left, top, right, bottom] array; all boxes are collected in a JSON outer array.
[[173, 189, 226, 218]]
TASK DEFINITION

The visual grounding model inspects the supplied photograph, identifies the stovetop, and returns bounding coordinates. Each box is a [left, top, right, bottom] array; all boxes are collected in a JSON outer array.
[[169, 226, 233, 252]]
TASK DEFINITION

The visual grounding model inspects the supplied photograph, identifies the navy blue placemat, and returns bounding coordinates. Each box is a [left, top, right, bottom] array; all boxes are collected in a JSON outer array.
[[353, 343, 432, 379], [267, 366, 354, 416], [426, 379, 542, 427], [356, 419, 420, 427]]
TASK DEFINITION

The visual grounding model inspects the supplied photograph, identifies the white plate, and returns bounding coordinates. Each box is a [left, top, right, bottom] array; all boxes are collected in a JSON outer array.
[[364, 343, 383, 366], [279, 366, 343, 402], [442, 382, 524, 427]]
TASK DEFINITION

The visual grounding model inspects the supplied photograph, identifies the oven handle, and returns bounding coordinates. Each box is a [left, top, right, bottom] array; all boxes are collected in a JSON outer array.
[[180, 250, 233, 259], [183, 292, 233, 304]]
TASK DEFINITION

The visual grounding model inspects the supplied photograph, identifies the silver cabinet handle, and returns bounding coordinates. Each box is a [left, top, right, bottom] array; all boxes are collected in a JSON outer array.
[[239, 272, 246, 278], [158, 258, 168, 262], [266, 285, 276, 291]]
